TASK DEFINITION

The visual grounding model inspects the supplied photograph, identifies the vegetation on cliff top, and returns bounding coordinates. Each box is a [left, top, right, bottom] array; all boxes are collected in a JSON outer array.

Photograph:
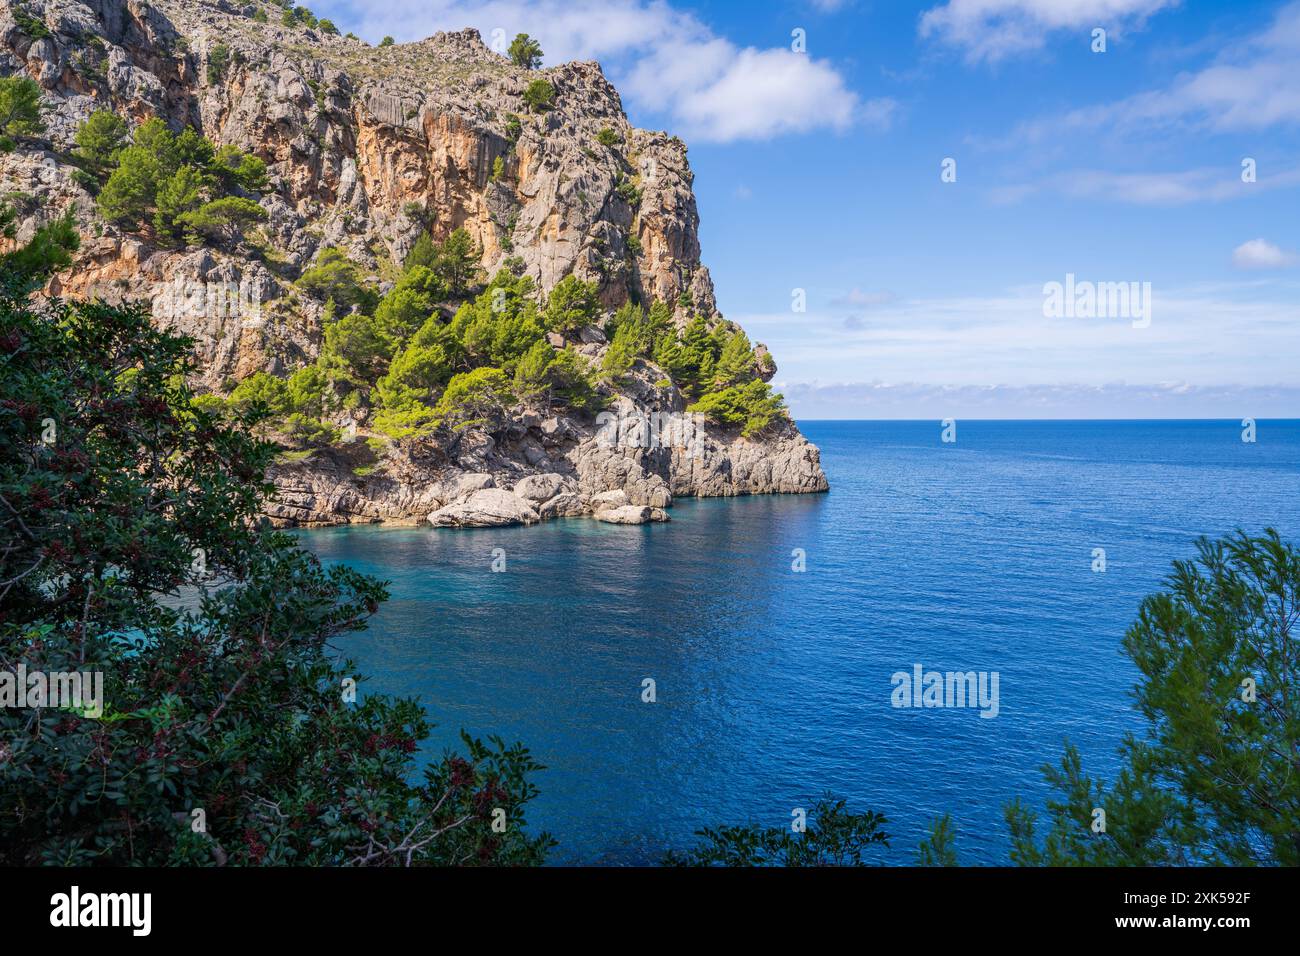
[[227, 231, 785, 447], [85, 115, 268, 245]]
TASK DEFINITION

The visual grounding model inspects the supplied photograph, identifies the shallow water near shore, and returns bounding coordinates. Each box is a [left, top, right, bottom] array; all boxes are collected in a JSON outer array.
[[298, 419, 1300, 864]]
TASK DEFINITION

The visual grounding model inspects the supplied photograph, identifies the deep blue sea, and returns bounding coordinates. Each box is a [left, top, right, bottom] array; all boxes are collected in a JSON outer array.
[[299, 420, 1300, 865]]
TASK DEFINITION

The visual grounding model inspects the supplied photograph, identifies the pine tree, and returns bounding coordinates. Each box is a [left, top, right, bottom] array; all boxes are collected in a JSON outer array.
[[508, 34, 543, 69], [405, 231, 437, 270]]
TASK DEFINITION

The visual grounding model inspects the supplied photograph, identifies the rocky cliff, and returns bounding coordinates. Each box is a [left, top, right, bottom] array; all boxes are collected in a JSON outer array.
[[1, 0, 828, 527]]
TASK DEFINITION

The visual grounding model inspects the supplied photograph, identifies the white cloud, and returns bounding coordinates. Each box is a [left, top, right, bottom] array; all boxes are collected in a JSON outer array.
[[651, 46, 860, 141], [339, 0, 866, 142], [1233, 239, 1297, 269], [919, 0, 1179, 63]]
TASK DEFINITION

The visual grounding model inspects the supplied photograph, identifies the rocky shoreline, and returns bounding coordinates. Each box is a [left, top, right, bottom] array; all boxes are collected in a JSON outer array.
[[265, 400, 829, 528]]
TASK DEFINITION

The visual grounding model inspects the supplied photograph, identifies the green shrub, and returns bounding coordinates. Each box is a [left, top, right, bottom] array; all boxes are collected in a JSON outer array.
[[546, 349, 602, 412], [615, 175, 642, 206], [431, 227, 481, 296], [543, 273, 599, 334], [450, 271, 544, 371], [12, 10, 51, 40], [177, 196, 268, 243], [207, 43, 231, 84], [503, 113, 522, 146], [665, 795, 887, 866], [153, 165, 208, 239], [433, 367, 513, 428], [319, 311, 394, 386], [596, 126, 620, 148], [72, 110, 128, 177], [522, 79, 555, 113], [688, 379, 786, 437], [372, 265, 445, 343], [281, 5, 318, 28], [404, 231, 436, 270], [94, 118, 265, 242], [297, 247, 377, 311], [212, 144, 269, 193], [0, 210, 78, 286], [0, 75, 45, 139], [512, 339, 555, 403]]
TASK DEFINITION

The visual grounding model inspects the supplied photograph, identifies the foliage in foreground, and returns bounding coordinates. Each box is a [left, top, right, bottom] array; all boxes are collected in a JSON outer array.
[[0, 243, 551, 865], [664, 795, 888, 866], [1003, 529, 1300, 866]]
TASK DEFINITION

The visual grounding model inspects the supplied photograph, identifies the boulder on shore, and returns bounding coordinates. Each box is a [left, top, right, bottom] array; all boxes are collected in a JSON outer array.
[[428, 489, 539, 527], [594, 505, 669, 525], [538, 492, 585, 519]]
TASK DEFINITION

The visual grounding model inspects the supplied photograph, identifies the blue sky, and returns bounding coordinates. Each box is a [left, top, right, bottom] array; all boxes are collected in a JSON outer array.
[[309, 0, 1300, 418]]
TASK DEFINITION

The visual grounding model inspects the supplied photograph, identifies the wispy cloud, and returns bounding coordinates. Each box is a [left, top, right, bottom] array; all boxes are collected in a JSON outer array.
[[919, 0, 1179, 64], [782, 380, 1300, 419], [989, 165, 1300, 205], [337, 0, 871, 142], [831, 288, 897, 307], [736, 279, 1300, 389], [1002, 1, 1300, 143]]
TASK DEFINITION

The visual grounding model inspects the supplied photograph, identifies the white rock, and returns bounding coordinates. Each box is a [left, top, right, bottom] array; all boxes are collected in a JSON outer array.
[[589, 489, 628, 510], [428, 489, 538, 527], [594, 505, 669, 525]]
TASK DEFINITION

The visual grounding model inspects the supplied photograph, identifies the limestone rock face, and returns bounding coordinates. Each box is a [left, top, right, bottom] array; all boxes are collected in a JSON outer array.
[[428, 488, 538, 527], [7, 0, 718, 370], [6, 0, 830, 528]]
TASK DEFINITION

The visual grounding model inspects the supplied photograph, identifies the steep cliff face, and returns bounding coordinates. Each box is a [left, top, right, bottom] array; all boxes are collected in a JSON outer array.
[[2, 0, 827, 526]]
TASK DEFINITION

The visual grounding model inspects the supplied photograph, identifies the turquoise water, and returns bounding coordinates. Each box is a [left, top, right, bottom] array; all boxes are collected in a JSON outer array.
[[300, 420, 1300, 864]]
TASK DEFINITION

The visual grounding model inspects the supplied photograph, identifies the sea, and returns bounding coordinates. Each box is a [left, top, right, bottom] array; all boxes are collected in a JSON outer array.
[[298, 419, 1300, 864]]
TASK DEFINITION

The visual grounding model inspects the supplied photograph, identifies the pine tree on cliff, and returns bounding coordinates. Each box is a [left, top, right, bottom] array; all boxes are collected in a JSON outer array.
[[434, 228, 481, 297], [508, 34, 543, 69]]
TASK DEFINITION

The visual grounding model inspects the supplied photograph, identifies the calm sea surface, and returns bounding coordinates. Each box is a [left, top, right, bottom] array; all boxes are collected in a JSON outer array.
[[299, 420, 1300, 864]]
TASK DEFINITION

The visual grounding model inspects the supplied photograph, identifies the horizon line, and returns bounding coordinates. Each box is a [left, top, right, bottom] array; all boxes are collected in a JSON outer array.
[[792, 417, 1300, 423]]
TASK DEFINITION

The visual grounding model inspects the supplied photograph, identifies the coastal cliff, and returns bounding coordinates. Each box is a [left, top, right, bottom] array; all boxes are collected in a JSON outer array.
[[1, 0, 828, 526]]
